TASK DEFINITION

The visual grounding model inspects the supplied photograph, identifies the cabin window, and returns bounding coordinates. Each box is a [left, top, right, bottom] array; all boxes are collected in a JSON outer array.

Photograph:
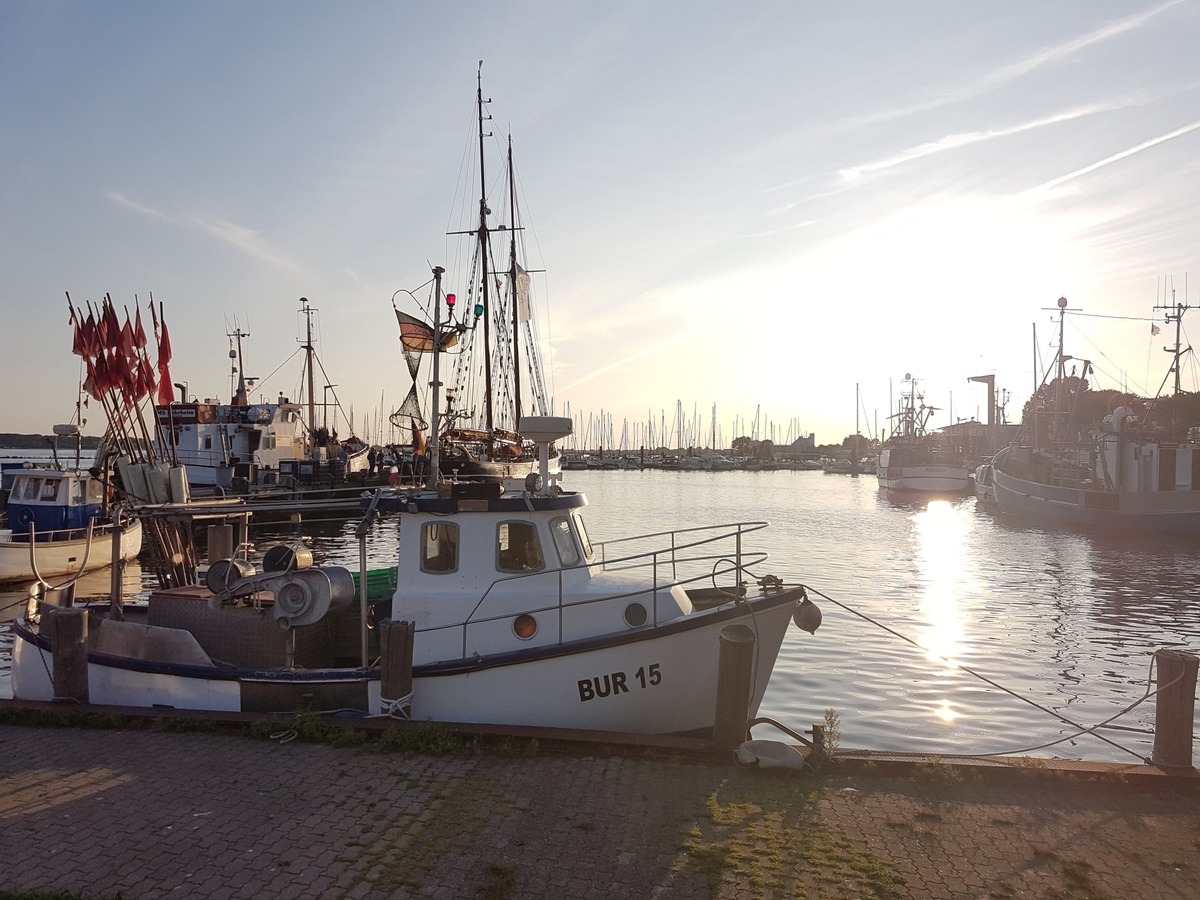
[[420, 523, 459, 573], [40, 480, 61, 501], [549, 516, 580, 567], [203, 435, 213, 450], [23, 478, 42, 500], [71, 479, 86, 505], [87, 479, 104, 503], [572, 512, 595, 563], [497, 521, 544, 573]]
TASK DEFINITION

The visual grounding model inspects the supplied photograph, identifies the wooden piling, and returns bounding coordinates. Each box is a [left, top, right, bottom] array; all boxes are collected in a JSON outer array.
[[109, 521, 125, 621], [380, 619, 415, 718], [50, 607, 89, 704], [1152, 649, 1198, 770], [712, 623, 756, 750]]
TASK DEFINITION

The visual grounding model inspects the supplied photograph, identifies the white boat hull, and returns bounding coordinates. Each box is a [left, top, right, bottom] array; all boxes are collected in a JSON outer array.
[[876, 465, 971, 493], [11, 591, 798, 734], [0, 520, 143, 584]]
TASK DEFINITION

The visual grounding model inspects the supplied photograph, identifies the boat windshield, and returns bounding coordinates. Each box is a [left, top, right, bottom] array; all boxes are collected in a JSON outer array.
[[420, 522, 459, 573], [497, 521, 544, 573], [572, 512, 594, 563], [549, 516, 580, 567]]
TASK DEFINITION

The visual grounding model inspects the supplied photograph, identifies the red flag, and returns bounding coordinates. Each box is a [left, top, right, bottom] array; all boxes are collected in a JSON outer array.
[[83, 311, 100, 357], [82, 356, 99, 400], [134, 306, 148, 350], [156, 316, 174, 405], [138, 354, 156, 400], [69, 305, 86, 358], [103, 299, 122, 351], [119, 313, 136, 361], [93, 351, 112, 395]]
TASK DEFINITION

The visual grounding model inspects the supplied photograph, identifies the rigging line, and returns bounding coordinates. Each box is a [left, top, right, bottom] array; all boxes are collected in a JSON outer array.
[[1064, 311, 1162, 322], [802, 584, 1147, 761], [1064, 317, 1151, 396], [253, 346, 304, 395]]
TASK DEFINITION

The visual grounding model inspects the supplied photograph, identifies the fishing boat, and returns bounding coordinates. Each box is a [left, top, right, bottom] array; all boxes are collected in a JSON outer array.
[[9, 414, 820, 734], [0, 429, 142, 585], [390, 66, 560, 490], [973, 460, 996, 511], [10, 252, 821, 734], [155, 299, 369, 491], [876, 375, 971, 494], [991, 296, 1200, 532]]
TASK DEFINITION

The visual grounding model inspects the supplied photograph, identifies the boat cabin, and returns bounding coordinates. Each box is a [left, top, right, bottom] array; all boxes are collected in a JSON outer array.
[[5, 469, 103, 537], [388, 487, 693, 667]]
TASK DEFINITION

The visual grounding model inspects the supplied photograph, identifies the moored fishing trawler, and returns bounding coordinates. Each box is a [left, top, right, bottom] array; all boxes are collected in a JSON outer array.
[[876, 374, 971, 494], [155, 299, 369, 491], [10, 408, 820, 733], [991, 295, 1200, 532]]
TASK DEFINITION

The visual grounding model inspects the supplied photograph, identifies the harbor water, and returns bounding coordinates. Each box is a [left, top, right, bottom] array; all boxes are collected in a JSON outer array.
[[4, 466, 1199, 764]]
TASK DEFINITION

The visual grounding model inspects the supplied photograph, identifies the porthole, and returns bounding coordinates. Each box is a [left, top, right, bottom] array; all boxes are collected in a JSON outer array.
[[513, 614, 538, 640], [623, 603, 648, 627]]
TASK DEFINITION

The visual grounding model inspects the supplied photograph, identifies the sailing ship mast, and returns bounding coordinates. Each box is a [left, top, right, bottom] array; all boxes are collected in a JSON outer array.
[[507, 135, 521, 424], [474, 65, 495, 435]]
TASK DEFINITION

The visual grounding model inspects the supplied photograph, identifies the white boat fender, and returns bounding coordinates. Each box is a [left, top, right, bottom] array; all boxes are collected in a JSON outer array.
[[734, 740, 814, 773]]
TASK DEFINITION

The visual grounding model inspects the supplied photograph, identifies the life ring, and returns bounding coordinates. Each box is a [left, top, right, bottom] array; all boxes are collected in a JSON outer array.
[[13, 507, 34, 529]]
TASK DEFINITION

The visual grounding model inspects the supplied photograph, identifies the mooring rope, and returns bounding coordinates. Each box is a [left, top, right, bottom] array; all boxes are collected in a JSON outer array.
[[801, 583, 1184, 763]]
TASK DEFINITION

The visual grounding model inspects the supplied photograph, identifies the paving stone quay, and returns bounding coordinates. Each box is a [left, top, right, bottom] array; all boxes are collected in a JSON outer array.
[[1, 723, 1198, 899]]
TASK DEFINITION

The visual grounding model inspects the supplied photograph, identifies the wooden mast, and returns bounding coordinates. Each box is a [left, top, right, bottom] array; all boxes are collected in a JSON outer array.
[[475, 64, 495, 436], [507, 134, 521, 425]]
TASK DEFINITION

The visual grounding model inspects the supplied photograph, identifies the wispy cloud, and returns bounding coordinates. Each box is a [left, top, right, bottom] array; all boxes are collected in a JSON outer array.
[[558, 324, 711, 393], [1028, 119, 1200, 193], [849, 0, 1185, 125], [840, 103, 1115, 182], [106, 191, 310, 275]]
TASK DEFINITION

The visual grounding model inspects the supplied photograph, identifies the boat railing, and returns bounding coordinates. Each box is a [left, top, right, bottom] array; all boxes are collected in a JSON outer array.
[[594, 520, 768, 582], [441, 521, 771, 656], [6, 519, 120, 543]]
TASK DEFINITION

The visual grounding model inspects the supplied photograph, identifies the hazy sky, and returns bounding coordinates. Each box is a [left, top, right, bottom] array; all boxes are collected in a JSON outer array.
[[3, 1, 1199, 448]]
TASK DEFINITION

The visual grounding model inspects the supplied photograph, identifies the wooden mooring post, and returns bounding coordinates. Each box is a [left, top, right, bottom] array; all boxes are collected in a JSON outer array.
[[380, 619, 415, 719], [1152, 649, 1199, 770], [712, 623, 756, 750], [49, 606, 89, 704]]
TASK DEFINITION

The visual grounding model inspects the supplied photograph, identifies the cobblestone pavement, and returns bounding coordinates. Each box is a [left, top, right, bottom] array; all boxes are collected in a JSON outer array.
[[1, 723, 1198, 899]]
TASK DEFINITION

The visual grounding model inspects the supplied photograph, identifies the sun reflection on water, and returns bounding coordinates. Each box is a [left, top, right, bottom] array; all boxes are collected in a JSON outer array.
[[911, 499, 975, 670]]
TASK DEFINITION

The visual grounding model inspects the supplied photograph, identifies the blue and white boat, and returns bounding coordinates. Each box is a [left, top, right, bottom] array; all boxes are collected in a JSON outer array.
[[0, 462, 142, 584]]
